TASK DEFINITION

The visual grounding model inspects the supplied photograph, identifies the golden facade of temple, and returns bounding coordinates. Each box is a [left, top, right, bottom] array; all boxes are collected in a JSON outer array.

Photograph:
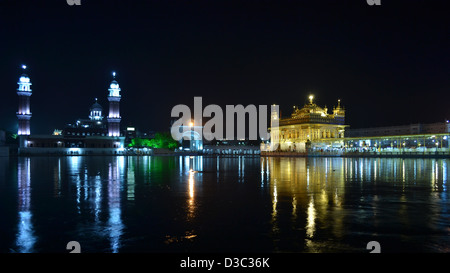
[[266, 95, 348, 152]]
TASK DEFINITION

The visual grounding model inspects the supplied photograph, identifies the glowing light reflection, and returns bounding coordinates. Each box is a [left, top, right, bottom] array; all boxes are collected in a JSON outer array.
[[187, 169, 195, 220], [107, 158, 124, 253], [306, 197, 316, 239], [15, 158, 36, 253]]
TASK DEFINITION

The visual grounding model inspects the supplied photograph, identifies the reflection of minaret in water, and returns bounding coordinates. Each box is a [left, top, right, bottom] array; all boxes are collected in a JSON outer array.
[[16, 158, 36, 253], [108, 157, 124, 252]]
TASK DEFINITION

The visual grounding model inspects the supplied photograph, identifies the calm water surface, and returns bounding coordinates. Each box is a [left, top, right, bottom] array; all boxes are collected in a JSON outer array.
[[0, 156, 449, 253]]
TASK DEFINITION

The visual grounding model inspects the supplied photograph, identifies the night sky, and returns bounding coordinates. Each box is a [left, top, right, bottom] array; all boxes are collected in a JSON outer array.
[[0, 0, 449, 135]]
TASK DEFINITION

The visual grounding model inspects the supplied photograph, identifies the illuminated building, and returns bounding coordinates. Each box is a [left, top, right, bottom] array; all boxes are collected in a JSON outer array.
[[125, 127, 137, 144], [202, 140, 261, 155], [345, 122, 450, 137], [178, 122, 203, 152], [17, 69, 125, 155], [63, 98, 108, 137], [262, 94, 450, 156], [16, 65, 32, 136], [264, 95, 348, 152], [107, 72, 122, 137], [342, 121, 450, 155]]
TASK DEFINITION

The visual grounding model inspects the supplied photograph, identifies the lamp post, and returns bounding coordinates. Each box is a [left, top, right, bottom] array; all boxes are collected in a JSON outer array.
[[190, 121, 194, 151]]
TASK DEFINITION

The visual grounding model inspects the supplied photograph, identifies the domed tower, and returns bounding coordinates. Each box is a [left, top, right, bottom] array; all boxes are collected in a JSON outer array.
[[269, 104, 280, 151], [89, 98, 103, 121], [333, 99, 345, 123], [17, 65, 32, 136], [107, 72, 122, 137]]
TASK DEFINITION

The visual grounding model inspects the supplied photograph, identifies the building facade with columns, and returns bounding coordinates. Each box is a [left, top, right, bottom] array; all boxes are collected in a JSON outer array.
[[263, 95, 348, 152]]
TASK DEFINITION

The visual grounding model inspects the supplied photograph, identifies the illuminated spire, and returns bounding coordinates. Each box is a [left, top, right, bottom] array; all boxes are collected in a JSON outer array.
[[333, 99, 345, 117], [107, 71, 122, 137], [108, 72, 121, 98], [17, 65, 32, 136], [308, 95, 314, 104]]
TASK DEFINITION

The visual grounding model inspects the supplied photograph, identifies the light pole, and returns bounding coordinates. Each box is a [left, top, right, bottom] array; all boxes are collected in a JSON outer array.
[[190, 121, 194, 151]]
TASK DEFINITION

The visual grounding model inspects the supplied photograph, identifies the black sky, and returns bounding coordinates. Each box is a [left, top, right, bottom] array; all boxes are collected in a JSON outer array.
[[0, 0, 449, 135]]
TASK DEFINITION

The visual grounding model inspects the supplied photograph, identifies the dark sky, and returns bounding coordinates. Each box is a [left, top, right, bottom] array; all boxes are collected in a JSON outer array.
[[0, 0, 449, 135]]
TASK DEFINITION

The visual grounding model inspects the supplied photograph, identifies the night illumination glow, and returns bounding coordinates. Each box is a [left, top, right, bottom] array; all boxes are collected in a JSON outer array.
[[19, 77, 30, 83]]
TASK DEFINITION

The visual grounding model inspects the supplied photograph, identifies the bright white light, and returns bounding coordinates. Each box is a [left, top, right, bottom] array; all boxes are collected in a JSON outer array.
[[22, 65, 27, 69], [19, 77, 30, 83], [112, 72, 116, 77]]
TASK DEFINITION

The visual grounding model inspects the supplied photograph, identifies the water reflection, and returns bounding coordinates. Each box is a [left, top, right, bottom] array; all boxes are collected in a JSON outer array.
[[107, 157, 124, 253], [66, 156, 125, 252], [127, 157, 135, 201], [16, 158, 36, 253], [306, 197, 316, 239], [185, 156, 203, 221], [93, 174, 102, 222], [5, 156, 450, 253], [265, 157, 450, 252], [187, 169, 196, 220], [53, 158, 62, 197]]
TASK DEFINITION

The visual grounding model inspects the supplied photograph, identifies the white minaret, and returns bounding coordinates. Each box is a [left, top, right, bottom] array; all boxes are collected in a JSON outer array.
[[269, 104, 280, 151], [17, 65, 32, 136], [107, 72, 122, 137]]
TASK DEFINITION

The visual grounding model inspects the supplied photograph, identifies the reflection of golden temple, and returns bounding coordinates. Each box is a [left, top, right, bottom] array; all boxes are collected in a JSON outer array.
[[306, 197, 316, 239], [265, 157, 346, 251], [263, 95, 348, 152]]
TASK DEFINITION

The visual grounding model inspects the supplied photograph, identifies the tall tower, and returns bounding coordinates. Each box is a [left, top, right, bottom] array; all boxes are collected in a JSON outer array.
[[17, 65, 32, 136], [269, 104, 280, 151], [107, 72, 122, 137]]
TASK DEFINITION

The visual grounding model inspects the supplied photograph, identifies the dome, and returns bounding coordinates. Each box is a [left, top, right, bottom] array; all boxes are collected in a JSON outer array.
[[90, 99, 103, 111]]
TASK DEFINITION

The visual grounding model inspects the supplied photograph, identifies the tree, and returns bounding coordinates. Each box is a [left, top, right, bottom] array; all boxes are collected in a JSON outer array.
[[128, 132, 179, 150]]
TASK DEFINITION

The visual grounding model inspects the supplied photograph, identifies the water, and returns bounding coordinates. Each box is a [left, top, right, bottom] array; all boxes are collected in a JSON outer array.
[[0, 156, 449, 253]]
